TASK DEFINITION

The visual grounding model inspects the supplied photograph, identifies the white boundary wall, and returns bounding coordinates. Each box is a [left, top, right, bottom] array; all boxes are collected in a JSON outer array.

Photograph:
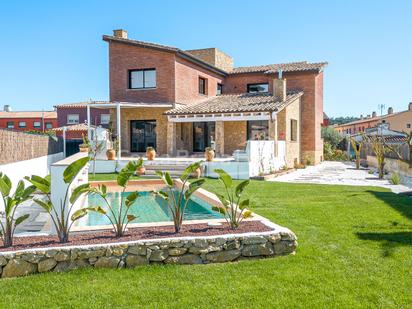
[[0, 152, 64, 193]]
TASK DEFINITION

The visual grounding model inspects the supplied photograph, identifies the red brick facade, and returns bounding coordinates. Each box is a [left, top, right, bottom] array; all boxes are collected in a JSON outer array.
[[56, 107, 111, 128], [0, 116, 57, 132]]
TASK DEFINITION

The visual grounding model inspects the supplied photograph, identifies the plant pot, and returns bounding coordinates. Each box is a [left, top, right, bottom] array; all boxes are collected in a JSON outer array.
[[137, 166, 146, 176], [205, 149, 215, 162], [146, 149, 156, 161], [79, 145, 88, 153], [106, 149, 116, 160]]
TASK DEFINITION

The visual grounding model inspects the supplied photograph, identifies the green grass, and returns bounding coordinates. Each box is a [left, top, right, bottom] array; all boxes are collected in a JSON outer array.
[[1, 180, 412, 308]]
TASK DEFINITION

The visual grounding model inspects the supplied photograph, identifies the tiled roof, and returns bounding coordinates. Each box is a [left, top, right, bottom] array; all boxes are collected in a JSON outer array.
[[52, 123, 92, 132], [0, 111, 57, 119], [165, 91, 303, 116], [230, 61, 328, 74], [54, 101, 111, 108]]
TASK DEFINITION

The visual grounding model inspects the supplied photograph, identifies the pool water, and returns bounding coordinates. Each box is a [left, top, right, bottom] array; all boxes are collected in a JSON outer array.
[[76, 191, 223, 227]]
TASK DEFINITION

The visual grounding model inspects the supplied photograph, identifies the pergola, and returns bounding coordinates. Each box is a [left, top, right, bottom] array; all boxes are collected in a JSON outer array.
[[86, 102, 172, 160]]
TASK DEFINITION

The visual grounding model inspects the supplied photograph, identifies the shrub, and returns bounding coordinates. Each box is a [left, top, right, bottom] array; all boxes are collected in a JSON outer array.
[[155, 162, 205, 233], [25, 157, 91, 243], [322, 127, 343, 149], [210, 169, 252, 229], [0, 174, 35, 247], [390, 173, 401, 185], [87, 159, 143, 237]]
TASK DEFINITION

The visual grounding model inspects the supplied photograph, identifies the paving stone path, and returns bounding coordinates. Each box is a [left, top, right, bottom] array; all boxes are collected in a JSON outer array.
[[271, 161, 411, 194]]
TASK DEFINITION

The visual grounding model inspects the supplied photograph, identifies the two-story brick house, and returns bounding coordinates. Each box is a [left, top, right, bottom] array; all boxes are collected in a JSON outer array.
[[97, 29, 326, 165]]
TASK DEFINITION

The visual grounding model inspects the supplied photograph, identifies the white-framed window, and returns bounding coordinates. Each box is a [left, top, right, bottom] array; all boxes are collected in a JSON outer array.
[[19, 121, 26, 128], [67, 114, 79, 124], [33, 121, 41, 128], [7, 122, 14, 129], [100, 114, 111, 125], [129, 69, 156, 89]]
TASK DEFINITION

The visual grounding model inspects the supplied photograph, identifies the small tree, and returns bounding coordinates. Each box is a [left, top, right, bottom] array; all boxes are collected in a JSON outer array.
[[363, 134, 401, 179], [210, 169, 252, 229], [87, 159, 143, 237], [89, 132, 104, 177], [154, 162, 205, 233], [0, 175, 35, 247], [25, 157, 91, 243], [350, 137, 362, 169]]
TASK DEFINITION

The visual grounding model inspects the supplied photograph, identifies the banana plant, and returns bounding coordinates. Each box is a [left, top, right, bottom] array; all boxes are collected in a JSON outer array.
[[0, 174, 36, 247], [86, 159, 142, 237], [25, 156, 91, 243], [210, 169, 252, 229], [155, 162, 205, 233]]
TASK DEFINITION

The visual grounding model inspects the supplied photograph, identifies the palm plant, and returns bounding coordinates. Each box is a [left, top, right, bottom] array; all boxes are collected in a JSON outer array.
[[210, 169, 252, 229], [0, 174, 36, 247], [155, 162, 205, 233], [86, 159, 142, 237], [25, 156, 91, 243]]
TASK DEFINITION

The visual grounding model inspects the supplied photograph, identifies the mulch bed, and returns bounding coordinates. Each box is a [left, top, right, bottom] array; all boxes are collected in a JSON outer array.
[[0, 221, 273, 252]]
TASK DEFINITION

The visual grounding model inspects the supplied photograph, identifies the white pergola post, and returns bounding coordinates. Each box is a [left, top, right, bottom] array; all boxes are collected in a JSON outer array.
[[116, 103, 121, 160], [86, 104, 91, 141]]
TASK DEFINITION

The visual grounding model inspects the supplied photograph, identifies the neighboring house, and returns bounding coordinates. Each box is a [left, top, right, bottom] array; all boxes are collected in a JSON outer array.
[[335, 103, 412, 135], [93, 29, 326, 165], [378, 103, 412, 132], [54, 102, 111, 130], [0, 105, 57, 132]]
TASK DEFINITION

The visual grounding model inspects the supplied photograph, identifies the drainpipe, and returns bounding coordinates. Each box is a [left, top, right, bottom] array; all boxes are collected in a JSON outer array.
[[87, 104, 91, 141], [63, 126, 67, 157]]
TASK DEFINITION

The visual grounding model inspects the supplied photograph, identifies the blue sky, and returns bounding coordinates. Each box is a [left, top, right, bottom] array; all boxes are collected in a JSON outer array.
[[0, 0, 411, 117]]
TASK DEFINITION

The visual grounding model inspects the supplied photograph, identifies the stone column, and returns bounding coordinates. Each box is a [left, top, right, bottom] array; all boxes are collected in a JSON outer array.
[[215, 121, 225, 157], [167, 122, 177, 156]]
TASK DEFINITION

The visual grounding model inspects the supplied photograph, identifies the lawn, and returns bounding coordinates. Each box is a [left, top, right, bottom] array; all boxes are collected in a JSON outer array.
[[1, 179, 411, 308]]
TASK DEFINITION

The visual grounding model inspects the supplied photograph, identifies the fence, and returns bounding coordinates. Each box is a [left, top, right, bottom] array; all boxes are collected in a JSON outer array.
[[0, 129, 63, 164]]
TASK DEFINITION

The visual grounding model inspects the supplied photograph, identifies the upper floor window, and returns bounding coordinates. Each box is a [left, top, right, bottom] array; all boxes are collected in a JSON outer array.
[[7, 121, 14, 129], [45, 122, 53, 129], [247, 83, 269, 93], [199, 77, 207, 95], [101, 114, 111, 125], [217, 83, 223, 95], [129, 69, 156, 89], [407, 123, 411, 129], [34, 121, 41, 128], [67, 114, 79, 124], [19, 121, 26, 128]]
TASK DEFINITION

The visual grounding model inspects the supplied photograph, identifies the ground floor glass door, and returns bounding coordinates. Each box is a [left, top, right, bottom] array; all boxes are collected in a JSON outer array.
[[193, 122, 215, 152], [130, 120, 157, 152]]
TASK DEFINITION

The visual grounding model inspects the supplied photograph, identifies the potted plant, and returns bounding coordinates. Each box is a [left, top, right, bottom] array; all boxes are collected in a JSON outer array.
[[146, 146, 156, 160], [106, 136, 117, 160], [137, 162, 146, 175], [79, 134, 89, 152], [205, 147, 215, 161]]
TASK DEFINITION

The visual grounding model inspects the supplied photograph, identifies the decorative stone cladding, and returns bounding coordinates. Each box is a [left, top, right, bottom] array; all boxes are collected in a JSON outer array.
[[224, 121, 247, 155], [110, 107, 169, 155], [185, 48, 234, 72], [0, 129, 62, 164], [0, 227, 297, 278]]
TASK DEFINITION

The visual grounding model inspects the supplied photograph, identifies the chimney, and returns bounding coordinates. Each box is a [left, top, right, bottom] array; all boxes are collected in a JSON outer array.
[[367, 114, 371, 118], [113, 29, 128, 39], [387, 107, 393, 114], [409, 102, 412, 111], [360, 114, 363, 119], [3, 105, 11, 112], [273, 70, 286, 101], [372, 111, 377, 118]]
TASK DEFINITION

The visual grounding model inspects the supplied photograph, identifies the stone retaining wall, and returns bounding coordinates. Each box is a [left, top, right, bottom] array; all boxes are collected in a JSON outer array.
[[0, 227, 297, 278]]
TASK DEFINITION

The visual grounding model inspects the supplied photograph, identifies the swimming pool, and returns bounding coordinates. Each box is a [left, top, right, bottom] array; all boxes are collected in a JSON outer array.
[[76, 191, 223, 227]]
